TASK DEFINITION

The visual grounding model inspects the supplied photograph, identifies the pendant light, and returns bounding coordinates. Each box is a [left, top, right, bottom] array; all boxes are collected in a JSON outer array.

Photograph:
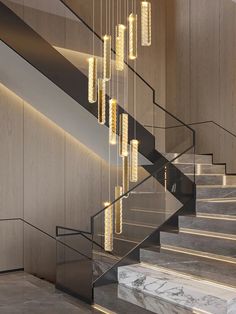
[[141, 1, 152, 46], [104, 202, 113, 252], [115, 186, 123, 234], [122, 156, 129, 196], [116, 24, 126, 71], [88, 57, 97, 103], [128, 13, 138, 60], [98, 78, 106, 124], [103, 35, 111, 81], [130, 139, 139, 182], [119, 113, 129, 157], [109, 99, 117, 145]]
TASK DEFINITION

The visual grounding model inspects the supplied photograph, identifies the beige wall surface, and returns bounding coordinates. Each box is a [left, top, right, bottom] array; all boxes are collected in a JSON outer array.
[[0, 84, 118, 280], [166, 0, 236, 172]]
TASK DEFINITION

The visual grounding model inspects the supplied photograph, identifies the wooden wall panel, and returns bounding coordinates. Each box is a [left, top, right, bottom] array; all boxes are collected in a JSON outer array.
[[65, 133, 102, 231], [24, 223, 56, 282], [0, 85, 23, 219], [0, 220, 23, 271], [166, 0, 236, 172], [24, 104, 65, 236]]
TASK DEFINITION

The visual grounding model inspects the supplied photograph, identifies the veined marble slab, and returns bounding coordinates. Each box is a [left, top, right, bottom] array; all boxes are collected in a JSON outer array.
[[118, 264, 236, 314], [118, 284, 193, 314]]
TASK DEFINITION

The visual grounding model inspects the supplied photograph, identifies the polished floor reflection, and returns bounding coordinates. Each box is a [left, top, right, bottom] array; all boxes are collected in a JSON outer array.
[[0, 271, 99, 314]]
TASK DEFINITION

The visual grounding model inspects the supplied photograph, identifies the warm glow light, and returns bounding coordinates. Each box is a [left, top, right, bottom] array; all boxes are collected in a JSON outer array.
[[104, 202, 113, 252], [128, 13, 138, 60], [98, 78, 106, 124], [109, 99, 117, 145], [119, 113, 128, 157], [123, 156, 129, 196], [115, 186, 123, 234], [103, 35, 111, 81], [116, 24, 126, 71], [88, 57, 97, 103], [130, 139, 139, 182], [141, 1, 152, 46]]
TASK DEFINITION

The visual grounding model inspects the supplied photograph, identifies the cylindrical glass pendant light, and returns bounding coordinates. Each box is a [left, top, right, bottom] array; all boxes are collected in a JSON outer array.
[[115, 186, 123, 234], [123, 156, 129, 196], [109, 99, 117, 145], [104, 202, 113, 252], [130, 139, 139, 182], [128, 13, 138, 60], [119, 113, 128, 157], [103, 35, 111, 81], [98, 78, 106, 124], [116, 24, 126, 71], [88, 57, 97, 103], [141, 1, 152, 46]]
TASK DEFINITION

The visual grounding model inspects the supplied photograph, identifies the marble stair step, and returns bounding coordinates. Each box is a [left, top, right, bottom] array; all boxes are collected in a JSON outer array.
[[118, 264, 236, 314], [175, 163, 225, 174], [126, 192, 166, 211], [160, 230, 236, 259], [95, 234, 138, 256], [123, 208, 176, 225], [164, 153, 212, 164], [140, 246, 236, 287], [187, 174, 236, 185], [196, 185, 236, 199], [197, 199, 236, 216], [179, 215, 236, 235], [93, 251, 119, 279]]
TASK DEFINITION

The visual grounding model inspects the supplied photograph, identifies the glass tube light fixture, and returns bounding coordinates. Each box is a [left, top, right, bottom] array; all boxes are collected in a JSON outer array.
[[115, 186, 123, 234], [103, 35, 111, 81], [130, 139, 139, 182], [104, 202, 113, 252], [128, 13, 138, 60], [119, 113, 128, 157], [98, 78, 106, 124], [141, 1, 152, 46], [122, 156, 129, 196], [109, 99, 117, 145], [116, 24, 126, 71], [88, 57, 97, 103]]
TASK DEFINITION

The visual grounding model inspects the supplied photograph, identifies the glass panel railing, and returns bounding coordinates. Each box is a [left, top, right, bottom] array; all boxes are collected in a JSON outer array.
[[56, 226, 93, 304], [91, 146, 195, 288]]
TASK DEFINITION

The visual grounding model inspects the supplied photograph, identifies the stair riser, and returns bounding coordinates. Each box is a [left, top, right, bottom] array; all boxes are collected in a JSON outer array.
[[197, 187, 236, 199], [196, 200, 236, 216], [176, 164, 225, 174], [125, 193, 166, 211], [140, 248, 236, 287], [179, 216, 236, 235], [161, 232, 236, 258], [165, 153, 212, 164], [94, 235, 136, 256], [188, 175, 223, 185], [123, 209, 171, 225]]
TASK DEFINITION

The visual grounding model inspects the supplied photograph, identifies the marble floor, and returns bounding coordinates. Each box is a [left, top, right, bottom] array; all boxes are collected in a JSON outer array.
[[0, 271, 100, 314]]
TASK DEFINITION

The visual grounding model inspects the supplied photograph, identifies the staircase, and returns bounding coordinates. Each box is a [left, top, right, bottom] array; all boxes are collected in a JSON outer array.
[[117, 154, 236, 314], [1, 1, 235, 314]]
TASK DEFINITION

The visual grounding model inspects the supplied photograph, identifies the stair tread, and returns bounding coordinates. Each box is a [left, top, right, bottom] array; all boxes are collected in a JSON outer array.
[[118, 264, 236, 314], [140, 246, 236, 287]]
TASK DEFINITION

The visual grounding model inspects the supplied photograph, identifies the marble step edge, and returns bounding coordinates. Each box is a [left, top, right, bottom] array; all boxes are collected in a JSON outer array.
[[161, 244, 236, 265], [197, 213, 236, 221], [140, 246, 236, 288], [139, 262, 236, 293], [179, 215, 236, 234], [179, 227, 236, 241], [118, 264, 236, 314], [93, 304, 116, 314]]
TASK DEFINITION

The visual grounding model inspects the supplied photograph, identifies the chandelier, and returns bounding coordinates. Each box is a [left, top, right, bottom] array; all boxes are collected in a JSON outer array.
[[88, 0, 152, 252]]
